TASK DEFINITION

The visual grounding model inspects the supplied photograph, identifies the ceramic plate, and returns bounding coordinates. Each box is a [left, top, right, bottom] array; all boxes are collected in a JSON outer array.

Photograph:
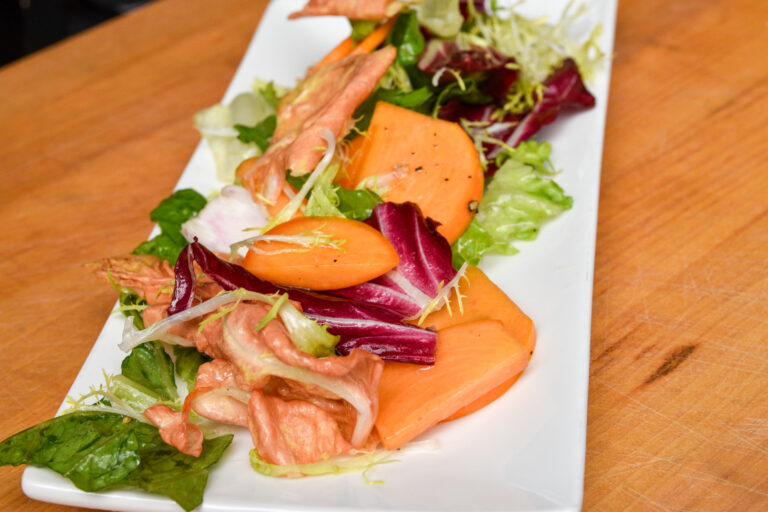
[[22, 1, 616, 510]]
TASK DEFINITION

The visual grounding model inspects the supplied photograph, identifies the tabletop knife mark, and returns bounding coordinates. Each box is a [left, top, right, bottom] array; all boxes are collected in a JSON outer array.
[[644, 344, 698, 385]]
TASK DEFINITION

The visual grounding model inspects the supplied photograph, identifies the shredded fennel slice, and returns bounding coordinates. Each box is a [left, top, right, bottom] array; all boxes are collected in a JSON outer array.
[[198, 300, 241, 334], [230, 226, 346, 258], [355, 165, 411, 197], [120, 289, 275, 352], [121, 288, 337, 358]]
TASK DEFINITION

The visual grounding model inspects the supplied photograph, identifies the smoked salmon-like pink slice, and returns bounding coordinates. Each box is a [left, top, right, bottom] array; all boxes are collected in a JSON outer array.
[[237, 46, 396, 203], [248, 390, 355, 466], [187, 360, 250, 427], [219, 303, 383, 448], [144, 404, 204, 457], [91, 255, 174, 305], [91, 254, 222, 306], [289, 0, 406, 20]]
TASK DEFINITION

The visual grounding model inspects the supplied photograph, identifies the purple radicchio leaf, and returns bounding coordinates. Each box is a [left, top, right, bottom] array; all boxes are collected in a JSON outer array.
[[167, 240, 437, 364], [330, 202, 457, 319], [487, 58, 595, 159], [167, 243, 196, 316], [459, 0, 488, 18], [418, 40, 518, 100], [437, 58, 595, 174]]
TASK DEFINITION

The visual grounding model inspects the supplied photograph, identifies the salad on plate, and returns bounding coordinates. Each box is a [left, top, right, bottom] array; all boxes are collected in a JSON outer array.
[[1, 1, 604, 510]]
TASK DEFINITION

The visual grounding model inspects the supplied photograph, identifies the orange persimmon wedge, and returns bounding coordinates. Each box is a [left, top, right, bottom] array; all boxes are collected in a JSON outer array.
[[375, 319, 529, 450], [420, 265, 536, 355], [243, 216, 398, 290], [417, 265, 536, 422], [343, 102, 484, 243]]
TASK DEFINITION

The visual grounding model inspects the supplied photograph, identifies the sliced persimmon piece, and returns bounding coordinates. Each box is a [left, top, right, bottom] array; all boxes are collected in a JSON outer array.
[[443, 375, 521, 422], [344, 102, 484, 243], [420, 265, 536, 355], [375, 319, 529, 450], [416, 265, 536, 422], [243, 216, 398, 290]]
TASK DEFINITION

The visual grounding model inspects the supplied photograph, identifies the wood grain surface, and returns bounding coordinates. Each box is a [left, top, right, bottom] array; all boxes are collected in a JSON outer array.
[[0, 0, 766, 511]]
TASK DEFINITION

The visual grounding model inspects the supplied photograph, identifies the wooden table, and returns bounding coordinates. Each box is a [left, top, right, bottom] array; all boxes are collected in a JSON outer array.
[[1, 0, 766, 510]]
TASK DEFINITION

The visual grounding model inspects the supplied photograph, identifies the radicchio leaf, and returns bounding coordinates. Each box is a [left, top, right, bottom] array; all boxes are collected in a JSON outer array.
[[459, 0, 487, 18], [418, 40, 518, 100], [438, 58, 595, 174], [168, 241, 437, 364], [331, 203, 458, 320], [488, 58, 595, 158]]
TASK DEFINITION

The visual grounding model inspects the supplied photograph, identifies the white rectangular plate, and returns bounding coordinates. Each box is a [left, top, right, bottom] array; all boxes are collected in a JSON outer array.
[[22, 1, 616, 510]]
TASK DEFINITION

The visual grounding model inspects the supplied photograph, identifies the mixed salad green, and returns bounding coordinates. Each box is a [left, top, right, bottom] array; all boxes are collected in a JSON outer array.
[[0, 1, 603, 510]]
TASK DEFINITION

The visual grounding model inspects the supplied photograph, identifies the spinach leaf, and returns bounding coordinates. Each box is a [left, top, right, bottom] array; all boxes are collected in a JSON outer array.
[[390, 10, 425, 67], [173, 346, 208, 390], [133, 189, 207, 264], [0, 412, 141, 491], [149, 189, 207, 227], [234, 114, 276, 152], [119, 291, 146, 329], [0, 412, 233, 512], [125, 428, 232, 512], [122, 341, 178, 402], [335, 187, 384, 221], [353, 86, 432, 132]]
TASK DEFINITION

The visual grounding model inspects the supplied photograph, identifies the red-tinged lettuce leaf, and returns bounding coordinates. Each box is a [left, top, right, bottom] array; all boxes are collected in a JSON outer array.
[[418, 40, 518, 100], [168, 241, 437, 364], [331, 203, 458, 319]]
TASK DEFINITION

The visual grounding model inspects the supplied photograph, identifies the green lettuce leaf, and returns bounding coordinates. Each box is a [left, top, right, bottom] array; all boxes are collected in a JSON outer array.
[[452, 156, 572, 265], [416, 0, 462, 38], [451, 218, 495, 267], [0, 412, 232, 512], [149, 189, 207, 227], [276, 299, 339, 358]]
